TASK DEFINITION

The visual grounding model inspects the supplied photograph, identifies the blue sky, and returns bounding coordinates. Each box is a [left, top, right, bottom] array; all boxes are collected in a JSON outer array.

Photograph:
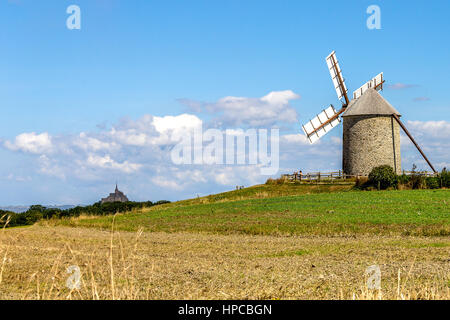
[[0, 0, 449, 205]]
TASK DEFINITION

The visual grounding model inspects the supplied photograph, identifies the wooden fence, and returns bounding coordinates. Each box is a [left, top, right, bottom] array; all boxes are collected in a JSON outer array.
[[399, 171, 438, 177], [282, 171, 353, 182], [282, 170, 438, 182]]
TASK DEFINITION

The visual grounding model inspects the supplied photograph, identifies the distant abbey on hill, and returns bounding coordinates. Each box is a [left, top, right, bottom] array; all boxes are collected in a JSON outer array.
[[101, 184, 129, 204]]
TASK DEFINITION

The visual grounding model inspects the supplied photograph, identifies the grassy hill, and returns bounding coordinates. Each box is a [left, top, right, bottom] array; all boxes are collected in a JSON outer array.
[[51, 185, 450, 237], [176, 182, 354, 204]]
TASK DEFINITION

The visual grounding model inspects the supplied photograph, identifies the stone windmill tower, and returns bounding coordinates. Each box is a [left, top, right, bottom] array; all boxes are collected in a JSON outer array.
[[341, 88, 401, 175], [302, 51, 436, 176]]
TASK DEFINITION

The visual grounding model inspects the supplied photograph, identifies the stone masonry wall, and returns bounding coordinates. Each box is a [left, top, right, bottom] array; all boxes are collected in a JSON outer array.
[[343, 115, 401, 176]]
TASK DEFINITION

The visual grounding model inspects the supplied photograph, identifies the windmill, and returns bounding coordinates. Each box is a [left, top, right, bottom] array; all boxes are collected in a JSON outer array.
[[302, 51, 437, 175]]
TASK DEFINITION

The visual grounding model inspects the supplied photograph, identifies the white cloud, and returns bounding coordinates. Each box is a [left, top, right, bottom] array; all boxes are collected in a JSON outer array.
[[406, 120, 450, 138], [6, 173, 32, 182], [85, 155, 142, 173], [387, 83, 418, 90], [180, 90, 300, 127], [173, 169, 207, 183], [211, 166, 262, 186], [153, 114, 202, 133], [38, 155, 66, 180], [214, 169, 235, 186], [260, 90, 299, 105], [4, 132, 52, 154], [152, 114, 203, 145], [281, 133, 310, 145], [109, 128, 149, 147], [106, 113, 203, 147], [400, 120, 450, 171], [151, 176, 183, 190], [74, 133, 119, 152], [3, 114, 204, 181]]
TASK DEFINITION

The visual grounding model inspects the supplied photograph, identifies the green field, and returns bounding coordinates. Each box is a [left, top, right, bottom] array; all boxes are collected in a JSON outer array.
[[54, 188, 450, 237]]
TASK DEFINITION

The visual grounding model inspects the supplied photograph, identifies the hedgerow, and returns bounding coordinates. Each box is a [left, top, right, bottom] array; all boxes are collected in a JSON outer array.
[[0, 200, 170, 228]]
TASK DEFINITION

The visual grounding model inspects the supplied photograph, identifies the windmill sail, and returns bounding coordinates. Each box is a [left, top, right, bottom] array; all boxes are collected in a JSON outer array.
[[302, 105, 341, 144], [353, 72, 384, 100], [326, 51, 350, 106]]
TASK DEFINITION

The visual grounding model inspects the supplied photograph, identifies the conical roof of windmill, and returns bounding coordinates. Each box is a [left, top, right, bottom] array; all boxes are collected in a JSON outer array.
[[342, 88, 401, 117]]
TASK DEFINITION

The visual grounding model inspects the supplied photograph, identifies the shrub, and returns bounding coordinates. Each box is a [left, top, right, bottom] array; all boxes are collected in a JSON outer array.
[[266, 178, 286, 185], [1, 200, 169, 228], [409, 164, 426, 189], [354, 176, 369, 189], [426, 177, 440, 189], [154, 200, 171, 206], [440, 168, 450, 188], [397, 174, 410, 186], [368, 165, 398, 190]]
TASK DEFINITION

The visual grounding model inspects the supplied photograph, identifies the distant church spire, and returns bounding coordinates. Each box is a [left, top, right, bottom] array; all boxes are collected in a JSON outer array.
[[101, 182, 129, 204]]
